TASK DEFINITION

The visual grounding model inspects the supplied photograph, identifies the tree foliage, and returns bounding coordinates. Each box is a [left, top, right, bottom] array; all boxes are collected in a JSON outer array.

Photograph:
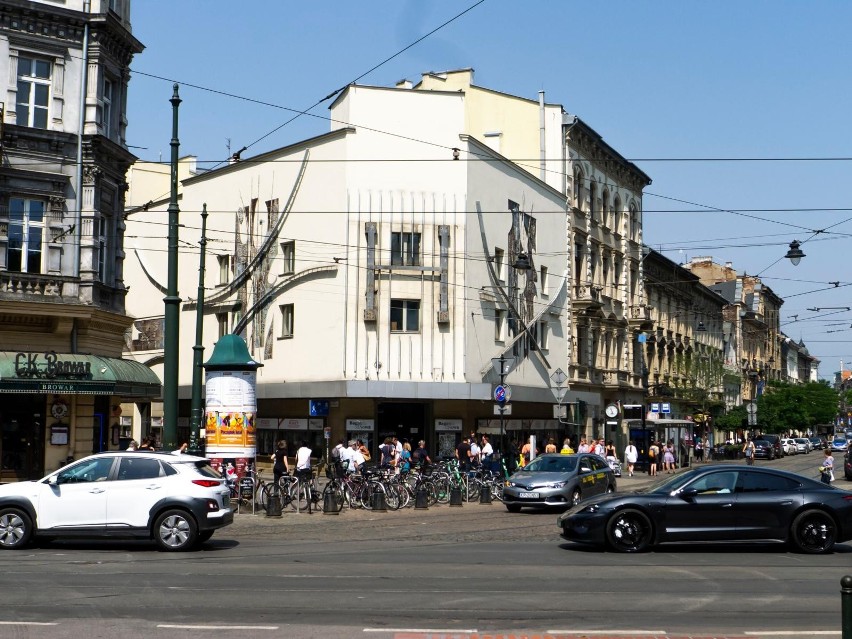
[[754, 381, 838, 433]]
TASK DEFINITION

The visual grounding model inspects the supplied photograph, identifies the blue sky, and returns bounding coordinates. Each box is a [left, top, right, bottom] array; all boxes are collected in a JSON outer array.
[[126, 0, 852, 375]]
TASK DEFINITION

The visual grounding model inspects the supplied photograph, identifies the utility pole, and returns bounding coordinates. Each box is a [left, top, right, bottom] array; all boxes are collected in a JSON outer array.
[[189, 204, 208, 452], [162, 84, 182, 449]]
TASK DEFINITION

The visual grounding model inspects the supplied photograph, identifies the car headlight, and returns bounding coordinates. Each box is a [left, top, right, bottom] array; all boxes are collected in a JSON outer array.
[[546, 481, 568, 489], [581, 503, 602, 513]]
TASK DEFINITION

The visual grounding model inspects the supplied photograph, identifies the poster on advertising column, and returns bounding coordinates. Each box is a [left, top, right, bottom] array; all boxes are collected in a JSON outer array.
[[204, 370, 258, 458]]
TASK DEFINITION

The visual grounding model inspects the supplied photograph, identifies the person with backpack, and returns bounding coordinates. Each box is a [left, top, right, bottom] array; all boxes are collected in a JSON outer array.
[[330, 439, 346, 477], [648, 440, 660, 476], [379, 437, 397, 469]]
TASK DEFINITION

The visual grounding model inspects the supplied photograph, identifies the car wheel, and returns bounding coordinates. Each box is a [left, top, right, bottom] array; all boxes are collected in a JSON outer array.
[[606, 508, 652, 552], [154, 509, 198, 552], [791, 509, 836, 554], [0, 508, 32, 550], [570, 488, 582, 506], [605, 484, 615, 494], [505, 504, 522, 513]]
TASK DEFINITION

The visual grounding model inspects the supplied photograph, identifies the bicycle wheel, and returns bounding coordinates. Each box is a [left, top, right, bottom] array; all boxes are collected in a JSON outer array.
[[433, 476, 450, 503], [358, 483, 375, 510], [383, 482, 401, 510], [292, 481, 309, 511], [262, 483, 281, 513]]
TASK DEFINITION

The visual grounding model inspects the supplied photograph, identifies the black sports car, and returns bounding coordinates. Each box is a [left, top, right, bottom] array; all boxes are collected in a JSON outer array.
[[557, 465, 852, 553]]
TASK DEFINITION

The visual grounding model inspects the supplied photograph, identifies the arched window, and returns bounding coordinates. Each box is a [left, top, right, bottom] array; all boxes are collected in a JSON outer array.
[[573, 166, 584, 210], [613, 196, 622, 234], [590, 181, 597, 221], [602, 188, 609, 227], [629, 203, 639, 239]]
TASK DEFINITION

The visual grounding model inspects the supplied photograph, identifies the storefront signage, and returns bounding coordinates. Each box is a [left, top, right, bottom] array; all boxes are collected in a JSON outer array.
[[435, 419, 462, 432], [346, 419, 374, 432], [15, 352, 93, 379]]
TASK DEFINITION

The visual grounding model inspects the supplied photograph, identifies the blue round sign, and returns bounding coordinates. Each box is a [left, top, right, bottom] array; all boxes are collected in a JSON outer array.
[[494, 384, 511, 403]]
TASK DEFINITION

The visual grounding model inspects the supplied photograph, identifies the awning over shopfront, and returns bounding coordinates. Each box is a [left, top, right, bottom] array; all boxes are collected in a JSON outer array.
[[0, 352, 161, 398]]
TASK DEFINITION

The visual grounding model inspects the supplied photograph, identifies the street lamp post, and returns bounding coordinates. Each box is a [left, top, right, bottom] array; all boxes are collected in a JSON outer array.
[[491, 354, 513, 460]]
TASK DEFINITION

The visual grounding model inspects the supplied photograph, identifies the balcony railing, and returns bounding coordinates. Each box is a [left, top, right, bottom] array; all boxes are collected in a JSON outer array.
[[0, 272, 73, 298]]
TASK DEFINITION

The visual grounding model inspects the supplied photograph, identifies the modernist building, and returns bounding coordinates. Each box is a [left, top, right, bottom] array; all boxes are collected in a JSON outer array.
[[0, 0, 154, 480]]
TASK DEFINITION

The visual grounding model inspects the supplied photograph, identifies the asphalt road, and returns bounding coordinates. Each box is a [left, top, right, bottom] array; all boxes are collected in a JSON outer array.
[[0, 451, 850, 639]]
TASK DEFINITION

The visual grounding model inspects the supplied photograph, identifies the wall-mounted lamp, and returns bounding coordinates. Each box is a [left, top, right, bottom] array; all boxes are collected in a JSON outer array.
[[785, 239, 805, 266], [452, 147, 460, 160], [696, 320, 706, 332], [513, 252, 532, 270]]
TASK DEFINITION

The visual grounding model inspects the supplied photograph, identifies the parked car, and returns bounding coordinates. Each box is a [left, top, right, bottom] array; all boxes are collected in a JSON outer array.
[[753, 435, 783, 458], [845, 450, 852, 481], [752, 440, 775, 460], [808, 437, 826, 451], [782, 439, 799, 455], [557, 465, 852, 553], [831, 437, 849, 453], [794, 438, 811, 454], [503, 453, 616, 512], [0, 451, 233, 551]]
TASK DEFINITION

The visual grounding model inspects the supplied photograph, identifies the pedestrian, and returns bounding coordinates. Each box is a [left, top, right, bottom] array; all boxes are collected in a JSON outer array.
[[295, 440, 312, 475], [469, 436, 482, 467], [271, 439, 290, 484], [648, 440, 660, 476], [605, 440, 617, 459], [399, 441, 412, 472], [593, 438, 605, 457], [560, 438, 574, 454], [624, 440, 638, 477], [818, 448, 834, 484], [664, 440, 676, 473], [126, 440, 138, 451], [349, 440, 366, 474], [138, 438, 154, 451], [412, 440, 432, 468], [480, 435, 494, 464], [695, 437, 704, 462], [578, 438, 589, 453], [357, 439, 371, 463], [330, 438, 346, 477], [379, 437, 397, 469], [545, 438, 557, 454], [456, 436, 472, 472], [339, 438, 354, 474], [743, 437, 756, 466]]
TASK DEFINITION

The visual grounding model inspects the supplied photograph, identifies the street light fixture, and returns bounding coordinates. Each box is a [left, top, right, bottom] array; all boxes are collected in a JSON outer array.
[[785, 240, 805, 266]]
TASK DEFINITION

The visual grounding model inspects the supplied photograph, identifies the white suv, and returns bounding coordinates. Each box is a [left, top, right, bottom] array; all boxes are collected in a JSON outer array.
[[0, 451, 233, 551]]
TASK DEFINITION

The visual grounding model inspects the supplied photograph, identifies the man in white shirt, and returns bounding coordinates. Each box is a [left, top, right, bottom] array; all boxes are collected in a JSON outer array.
[[469, 437, 482, 467], [349, 440, 365, 473], [295, 440, 312, 472], [338, 440, 354, 474], [480, 435, 493, 460]]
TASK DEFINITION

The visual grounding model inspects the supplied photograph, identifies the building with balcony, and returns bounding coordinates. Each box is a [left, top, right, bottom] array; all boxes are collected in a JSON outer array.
[[0, 0, 154, 480]]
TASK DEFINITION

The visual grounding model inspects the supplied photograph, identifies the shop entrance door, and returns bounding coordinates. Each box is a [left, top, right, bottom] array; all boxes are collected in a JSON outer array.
[[0, 395, 45, 480], [376, 402, 425, 448]]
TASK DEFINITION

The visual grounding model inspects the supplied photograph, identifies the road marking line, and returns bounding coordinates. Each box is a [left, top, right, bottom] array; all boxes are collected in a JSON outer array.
[[363, 629, 478, 634], [157, 625, 278, 630], [0, 622, 59, 626], [745, 632, 841, 636], [547, 631, 665, 636]]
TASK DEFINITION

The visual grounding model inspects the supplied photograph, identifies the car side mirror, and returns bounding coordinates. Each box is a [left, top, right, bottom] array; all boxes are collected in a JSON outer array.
[[48, 475, 59, 486], [579, 466, 591, 474], [679, 487, 699, 500]]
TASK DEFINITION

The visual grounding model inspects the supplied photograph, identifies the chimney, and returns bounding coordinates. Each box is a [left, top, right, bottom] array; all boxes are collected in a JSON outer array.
[[395, 79, 412, 89]]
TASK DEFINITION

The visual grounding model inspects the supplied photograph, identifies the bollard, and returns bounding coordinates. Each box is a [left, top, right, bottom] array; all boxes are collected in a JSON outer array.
[[842, 575, 852, 639], [323, 490, 339, 515], [415, 486, 429, 509], [372, 490, 388, 512], [449, 486, 463, 506], [479, 486, 492, 505], [266, 492, 283, 518]]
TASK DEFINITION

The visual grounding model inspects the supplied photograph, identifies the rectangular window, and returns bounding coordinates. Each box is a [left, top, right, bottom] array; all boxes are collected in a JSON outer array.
[[576, 325, 589, 366], [573, 243, 583, 282], [537, 320, 549, 350], [390, 231, 421, 266], [95, 216, 108, 281], [494, 247, 505, 281], [7, 198, 45, 273], [103, 78, 114, 138], [16, 56, 51, 129], [589, 249, 597, 284], [281, 240, 295, 275], [215, 313, 229, 338], [390, 299, 420, 333], [540, 266, 549, 297], [495, 309, 506, 342], [280, 304, 294, 338], [217, 255, 230, 285]]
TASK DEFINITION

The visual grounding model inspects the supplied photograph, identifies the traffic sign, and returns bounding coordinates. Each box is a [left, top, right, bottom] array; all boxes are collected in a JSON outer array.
[[494, 384, 512, 403], [550, 368, 568, 386], [746, 401, 757, 415], [661, 402, 671, 414], [550, 385, 567, 403], [494, 404, 512, 415]]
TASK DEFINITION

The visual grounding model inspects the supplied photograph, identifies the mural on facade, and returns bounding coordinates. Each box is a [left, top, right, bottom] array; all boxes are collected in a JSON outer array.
[[507, 201, 538, 359]]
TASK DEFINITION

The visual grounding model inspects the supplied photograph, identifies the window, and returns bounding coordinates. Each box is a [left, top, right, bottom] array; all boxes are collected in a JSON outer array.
[[102, 78, 114, 138], [540, 265, 548, 297], [601, 254, 609, 292], [390, 299, 419, 332], [281, 241, 295, 275], [739, 471, 799, 493], [216, 313, 229, 339], [614, 196, 622, 233], [390, 231, 421, 266], [494, 247, 505, 281], [613, 259, 622, 292], [279, 304, 294, 338], [576, 325, 589, 366], [94, 216, 109, 281], [217, 255, 230, 285], [589, 248, 597, 284], [16, 56, 51, 128], [8, 198, 45, 273], [573, 242, 583, 282], [589, 182, 598, 221], [117, 457, 162, 481], [537, 320, 549, 350], [495, 309, 506, 342]]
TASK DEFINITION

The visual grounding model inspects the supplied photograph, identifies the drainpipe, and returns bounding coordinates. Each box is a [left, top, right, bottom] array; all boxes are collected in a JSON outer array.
[[74, 0, 91, 281], [539, 90, 546, 182]]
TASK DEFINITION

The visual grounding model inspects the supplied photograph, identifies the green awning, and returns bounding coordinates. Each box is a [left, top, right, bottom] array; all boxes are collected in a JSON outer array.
[[0, 352, 161, 398]]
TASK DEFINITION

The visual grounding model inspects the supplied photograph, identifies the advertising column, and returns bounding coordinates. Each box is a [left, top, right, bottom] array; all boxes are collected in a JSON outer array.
[[203, 334, 263, 479]]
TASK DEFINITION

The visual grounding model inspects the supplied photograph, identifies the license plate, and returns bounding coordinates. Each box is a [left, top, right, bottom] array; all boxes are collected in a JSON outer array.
[[518, 491, 539, 499]]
